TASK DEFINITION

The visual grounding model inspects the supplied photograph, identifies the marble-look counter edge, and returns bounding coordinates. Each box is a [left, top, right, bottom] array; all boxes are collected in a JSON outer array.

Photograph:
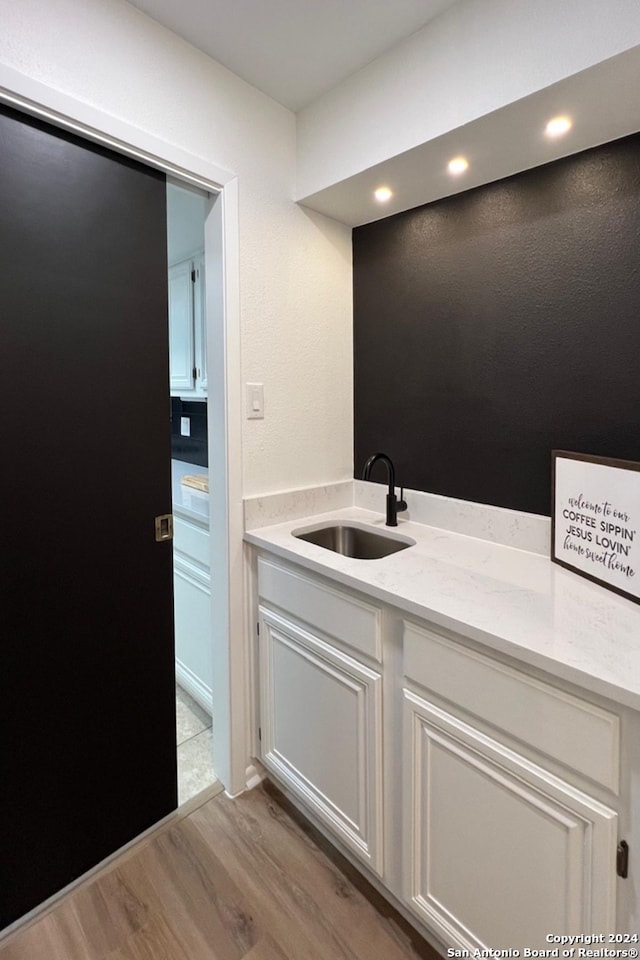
[[245, 507, 640, 713]]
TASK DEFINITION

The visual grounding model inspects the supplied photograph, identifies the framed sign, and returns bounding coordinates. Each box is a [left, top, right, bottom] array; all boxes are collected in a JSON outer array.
[[551, 451, 640, 604]]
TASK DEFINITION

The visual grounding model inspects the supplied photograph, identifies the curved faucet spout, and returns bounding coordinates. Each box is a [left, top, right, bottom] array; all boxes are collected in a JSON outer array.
[[363, 452, 395, 488], [362, 452, 407, 527]]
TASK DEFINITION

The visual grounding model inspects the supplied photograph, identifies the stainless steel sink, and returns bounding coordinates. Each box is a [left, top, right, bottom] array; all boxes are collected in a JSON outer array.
[[293, 523, 414, 559]]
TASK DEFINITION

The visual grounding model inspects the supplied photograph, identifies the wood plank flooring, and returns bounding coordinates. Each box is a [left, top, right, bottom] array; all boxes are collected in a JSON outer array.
[[0, 783, 440, 960]]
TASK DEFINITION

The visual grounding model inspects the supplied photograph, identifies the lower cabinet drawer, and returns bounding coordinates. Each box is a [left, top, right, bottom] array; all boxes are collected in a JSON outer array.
[[252, 551, 628, 951], [257, 557, 382, 662], [174, 515, 209, 569], [403, 620, 620, 793], [258, 605, 384, 876]]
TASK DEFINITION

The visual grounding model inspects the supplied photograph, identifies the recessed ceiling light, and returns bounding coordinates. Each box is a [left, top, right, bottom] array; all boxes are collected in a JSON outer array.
[[545, 115, 572, 138], [448, 156, 469, 176], [374, 186, 393, 202]]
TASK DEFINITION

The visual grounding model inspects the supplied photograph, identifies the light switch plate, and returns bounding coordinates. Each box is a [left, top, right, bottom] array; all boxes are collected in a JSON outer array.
[[180, 416, 190, 437], [246, 382, 265, 419]]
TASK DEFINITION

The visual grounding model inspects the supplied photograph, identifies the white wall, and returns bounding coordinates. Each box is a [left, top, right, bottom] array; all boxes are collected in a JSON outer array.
[[297, 0, 640, 198], [0, 0, 353, 497]]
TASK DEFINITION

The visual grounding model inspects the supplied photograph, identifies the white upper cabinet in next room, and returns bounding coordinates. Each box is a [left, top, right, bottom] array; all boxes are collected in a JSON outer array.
[[169, 254, 206, 397], [167, 182, 207, 399]]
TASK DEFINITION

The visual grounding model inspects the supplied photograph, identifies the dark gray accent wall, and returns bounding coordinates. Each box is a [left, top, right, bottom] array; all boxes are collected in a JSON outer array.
[[171, 397, 208, 466], [353, 133, 640, 516]]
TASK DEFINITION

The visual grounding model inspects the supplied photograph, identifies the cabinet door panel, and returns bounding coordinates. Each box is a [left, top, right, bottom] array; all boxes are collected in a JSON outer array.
[[169, 259, 195, 392], [174, 557, 212, 713], [259, 607, 383, 874], [194, 255, 207, 391], [403, 690, 617, 950]]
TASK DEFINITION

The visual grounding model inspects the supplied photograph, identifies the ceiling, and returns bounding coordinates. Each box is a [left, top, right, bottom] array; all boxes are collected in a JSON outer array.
[[299, 45, 640, 226], [127, 0, 459, 111], [127, 0, 640, 228]]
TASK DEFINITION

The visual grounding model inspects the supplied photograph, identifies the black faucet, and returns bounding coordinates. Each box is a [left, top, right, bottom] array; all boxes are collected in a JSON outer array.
[[362, 453, 407, 527]]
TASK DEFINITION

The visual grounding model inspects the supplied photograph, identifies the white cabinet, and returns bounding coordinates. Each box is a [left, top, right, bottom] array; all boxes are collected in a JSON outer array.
[[251, 550, 630, 952], [257, 559, 384, 875], [402, 689, 617, 950], [173, 514, 212, 713], [193, 255, 207, 392], [402, 619, 619, 951], [169, 254, 206, 397], [168, 259, 194, 393]]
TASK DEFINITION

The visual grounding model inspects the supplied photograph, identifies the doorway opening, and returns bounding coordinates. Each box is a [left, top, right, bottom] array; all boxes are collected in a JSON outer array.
[[1, 55, 249, 820], [166, 180, 218, 804], [0, 71, 248, 932]]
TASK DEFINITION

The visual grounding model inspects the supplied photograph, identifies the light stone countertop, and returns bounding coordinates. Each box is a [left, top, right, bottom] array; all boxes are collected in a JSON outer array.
[[172, 459, 209, 525], [245, 506, 640, 712]]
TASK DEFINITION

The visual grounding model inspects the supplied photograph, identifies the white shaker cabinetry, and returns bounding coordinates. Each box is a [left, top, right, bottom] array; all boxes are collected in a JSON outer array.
[[257, 558, 384, 876], [193, 255, 207, 392], [169, 254, 206, 397], [402, 620, 619, 951], [173, 513, 212, 713], [250, 549, 630, 952], [402, 695, 617, 950]]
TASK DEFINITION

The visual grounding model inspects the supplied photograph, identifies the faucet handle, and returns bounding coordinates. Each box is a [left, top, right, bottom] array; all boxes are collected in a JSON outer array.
[[397, 487, 407, 513]]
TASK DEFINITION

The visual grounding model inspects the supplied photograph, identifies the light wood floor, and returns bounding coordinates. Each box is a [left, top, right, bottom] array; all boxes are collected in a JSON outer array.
[[0, 782, 440, 960]]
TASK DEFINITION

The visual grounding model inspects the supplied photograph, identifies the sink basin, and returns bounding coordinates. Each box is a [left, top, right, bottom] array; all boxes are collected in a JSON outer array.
[[293, 523, 414, 559]]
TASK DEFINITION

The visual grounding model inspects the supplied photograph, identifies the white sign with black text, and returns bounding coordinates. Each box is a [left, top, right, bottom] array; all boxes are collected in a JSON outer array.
[[552, 451, 640, 605]]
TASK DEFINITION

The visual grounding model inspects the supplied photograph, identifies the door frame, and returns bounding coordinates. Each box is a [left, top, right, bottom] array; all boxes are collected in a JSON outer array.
[[0, 63, 248, 798]]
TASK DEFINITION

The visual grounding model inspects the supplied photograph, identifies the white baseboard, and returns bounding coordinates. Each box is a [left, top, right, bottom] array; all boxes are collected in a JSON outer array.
[[223, 760, 266, 799], [245, 760, 266, 791], [175, 659, 213, 716]]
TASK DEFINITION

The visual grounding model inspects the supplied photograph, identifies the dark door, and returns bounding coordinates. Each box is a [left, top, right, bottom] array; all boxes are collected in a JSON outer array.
[[0, 104, 177, 929]]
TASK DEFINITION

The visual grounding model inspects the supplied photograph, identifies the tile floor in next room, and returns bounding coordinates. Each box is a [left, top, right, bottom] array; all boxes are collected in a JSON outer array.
[[175, 684, 215, 805]]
